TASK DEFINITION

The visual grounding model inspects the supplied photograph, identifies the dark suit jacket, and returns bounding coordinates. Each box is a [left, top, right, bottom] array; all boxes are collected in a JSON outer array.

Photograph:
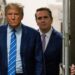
[[0, 24, 44, 75], [44, 28, 62, 75]]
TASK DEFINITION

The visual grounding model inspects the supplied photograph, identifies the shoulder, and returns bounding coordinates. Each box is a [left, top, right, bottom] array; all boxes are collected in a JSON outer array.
[[0, 25, 6, 29], [0, 25, 7, 32], [51, 28, 62, 48], [52, 28, 62, 39], [22, 24, 40, 36]]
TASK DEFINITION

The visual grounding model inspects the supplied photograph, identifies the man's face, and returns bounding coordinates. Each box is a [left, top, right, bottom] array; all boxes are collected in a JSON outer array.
[[36, 10, 52, 33], [5, 7, 23, 28]]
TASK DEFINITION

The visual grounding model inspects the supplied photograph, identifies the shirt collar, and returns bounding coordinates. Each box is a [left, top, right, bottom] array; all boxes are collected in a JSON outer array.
[[7, 24, 22, 33], [39, 27, 53, 38]]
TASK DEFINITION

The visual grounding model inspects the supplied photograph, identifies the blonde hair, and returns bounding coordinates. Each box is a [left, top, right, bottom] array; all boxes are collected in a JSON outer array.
[[5, 3, 24, 16]]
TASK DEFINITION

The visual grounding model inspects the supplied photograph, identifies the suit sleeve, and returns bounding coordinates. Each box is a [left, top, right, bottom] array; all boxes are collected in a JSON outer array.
[[0, 49, 2, 75], [34, 33, 45, 75]]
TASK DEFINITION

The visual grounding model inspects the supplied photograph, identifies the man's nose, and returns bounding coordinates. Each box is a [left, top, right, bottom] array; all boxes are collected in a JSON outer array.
[[41, 18, 45, 22], [11, 15, 15, 20]]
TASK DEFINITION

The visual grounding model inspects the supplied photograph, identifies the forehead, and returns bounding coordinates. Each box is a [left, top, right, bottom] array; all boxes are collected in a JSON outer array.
[[6, 7, 21, 14], [36, 10, 49, 16]]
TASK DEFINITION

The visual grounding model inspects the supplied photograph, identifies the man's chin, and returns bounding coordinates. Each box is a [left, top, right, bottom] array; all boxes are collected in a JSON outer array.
[[10, 25, 18, 28]]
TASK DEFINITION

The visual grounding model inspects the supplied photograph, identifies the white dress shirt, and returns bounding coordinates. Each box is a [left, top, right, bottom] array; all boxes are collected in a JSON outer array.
[[7, 25, 23, 73], [39, 27, 53, 52]]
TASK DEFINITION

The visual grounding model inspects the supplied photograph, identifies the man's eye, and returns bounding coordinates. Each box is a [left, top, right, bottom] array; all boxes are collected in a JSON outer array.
[[7, 13, 12, 15], [44, 16, 48, 18], [37, 17, 42, 20], [37, 16, 49, 20], [15, 13, 19, 15], [7, 13, 19, 15]]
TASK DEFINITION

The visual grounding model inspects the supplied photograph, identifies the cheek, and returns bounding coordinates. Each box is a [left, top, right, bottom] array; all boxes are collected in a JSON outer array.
[[37, 22, 41, 27], [17, 17, 22, 21], [6, 17, 11, 22], [36, 20, 41, 25], [49, 19, 52, 24], [17, 19, 22, 23]]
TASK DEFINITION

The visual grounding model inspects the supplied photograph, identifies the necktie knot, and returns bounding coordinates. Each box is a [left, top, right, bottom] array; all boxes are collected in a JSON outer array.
[[12, 29, 16, 32], [42, 34, 46, 39]]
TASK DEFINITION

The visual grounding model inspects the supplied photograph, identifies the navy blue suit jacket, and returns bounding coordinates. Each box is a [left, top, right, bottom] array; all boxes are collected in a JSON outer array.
[[44, 28, 62, 75], [0, 24, 44, 75]]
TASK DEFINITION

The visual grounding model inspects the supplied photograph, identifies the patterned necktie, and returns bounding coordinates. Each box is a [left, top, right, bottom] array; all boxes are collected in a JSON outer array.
[[8, 29, 16, 75], [42, 34, 46, 52]]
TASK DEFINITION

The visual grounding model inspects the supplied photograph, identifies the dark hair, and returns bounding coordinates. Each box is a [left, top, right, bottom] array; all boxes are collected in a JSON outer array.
[[35, 7, 53, 20]]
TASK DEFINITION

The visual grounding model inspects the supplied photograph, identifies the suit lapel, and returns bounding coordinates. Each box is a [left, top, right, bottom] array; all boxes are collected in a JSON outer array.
[[20, 25, 29, 60]]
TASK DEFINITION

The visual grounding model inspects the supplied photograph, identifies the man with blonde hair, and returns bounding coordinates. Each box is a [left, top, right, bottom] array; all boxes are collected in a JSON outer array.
[[0, 3, 44, 75]]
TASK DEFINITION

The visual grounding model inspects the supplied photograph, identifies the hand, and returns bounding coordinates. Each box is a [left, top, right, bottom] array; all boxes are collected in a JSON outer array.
[[70, 64, 75, 75]]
